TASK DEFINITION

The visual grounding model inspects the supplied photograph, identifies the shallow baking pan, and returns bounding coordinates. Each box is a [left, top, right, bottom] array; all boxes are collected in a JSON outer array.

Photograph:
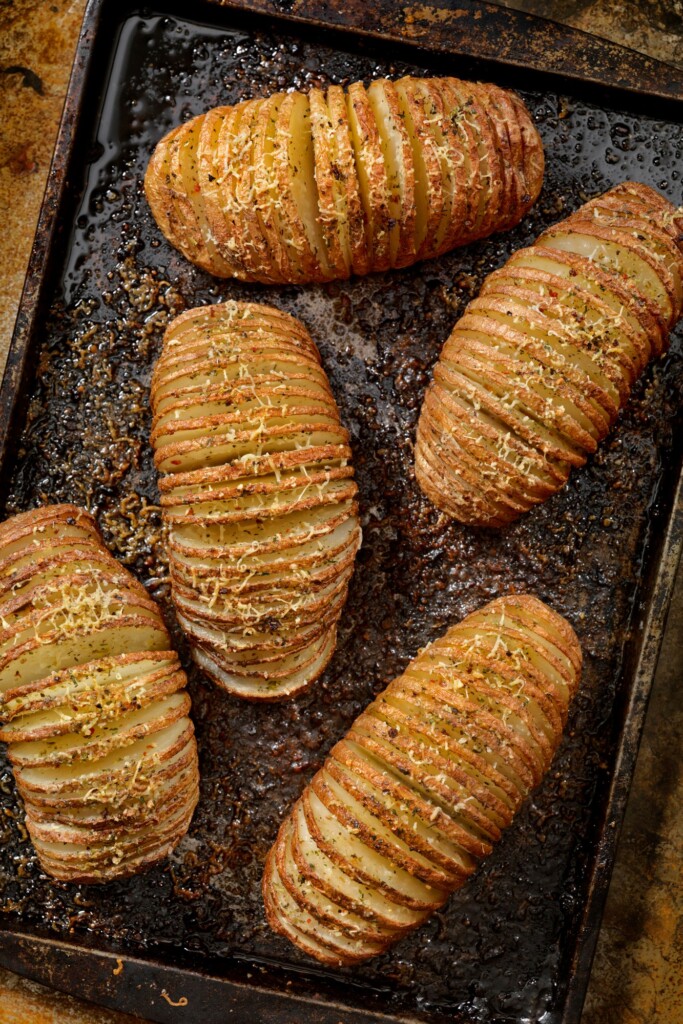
[[1, 2, 682, 1022]]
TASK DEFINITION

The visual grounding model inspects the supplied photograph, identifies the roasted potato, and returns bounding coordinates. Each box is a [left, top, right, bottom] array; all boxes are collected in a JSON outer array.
[[262, 594, 581, 964], [415, 181, 683, 526], [0, 504, 199, 884], [150, 301, 361, 700], [145, 76, 544, 283]]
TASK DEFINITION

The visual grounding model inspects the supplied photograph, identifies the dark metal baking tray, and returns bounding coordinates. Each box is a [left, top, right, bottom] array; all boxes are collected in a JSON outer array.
[[1, 2, 682, 1022]]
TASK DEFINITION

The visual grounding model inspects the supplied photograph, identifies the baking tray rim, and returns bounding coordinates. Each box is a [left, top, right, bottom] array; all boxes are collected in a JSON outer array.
[[1, 2, 682, 1023]]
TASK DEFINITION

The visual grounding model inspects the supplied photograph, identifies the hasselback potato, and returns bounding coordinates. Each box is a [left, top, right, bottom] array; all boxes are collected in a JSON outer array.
[[415, 181, 683, 526], [144, 76, 544, 284], [150, 301, 361, 700], [263, 594, 581, 964], [0, 504, 199, 884]]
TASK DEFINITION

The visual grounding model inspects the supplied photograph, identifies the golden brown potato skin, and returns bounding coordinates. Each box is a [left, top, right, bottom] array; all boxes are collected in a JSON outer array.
[[0, 504, 199, 884], [415, 181, 683, 526], [150, 301, 361, 700], [262, 594, 581, 965], [144, 76, 544, 283]]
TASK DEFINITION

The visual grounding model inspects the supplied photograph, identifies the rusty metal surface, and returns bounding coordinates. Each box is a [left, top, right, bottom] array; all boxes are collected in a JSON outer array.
[[214, 0, 683, 101], [0, 2, 682, 1023]]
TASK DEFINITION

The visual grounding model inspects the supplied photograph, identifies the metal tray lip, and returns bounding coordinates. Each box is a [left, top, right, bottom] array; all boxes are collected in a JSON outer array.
[[0, 1, 682, 1022], [0, 927, 434, 1024], [212, 0, 683, 104]]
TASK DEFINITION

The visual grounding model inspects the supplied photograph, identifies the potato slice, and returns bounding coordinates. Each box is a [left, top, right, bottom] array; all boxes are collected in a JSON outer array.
[[230, 99, 281, 283], [196, 105, 240, 273], [251, 93, 298, 284], [309, 87, 350, 279], [26, 760, 197, 830], [505, 246, 661, 366], [8, 691, 191, 769], [509, 91, 545, 208], [281, 91, 330, 281], [1, 651, 178, 718], [0, 666, 185, 742], [192, 620, 338, 700], [394, 78, 444, 260], [264, 849, 370, 967], [325, 755, 475, 881], [451, 80, 504, 239], [0, 505, 199, 883], [346, 82, 392, 272], [144, 123, 203, 269], [16, 727, 196, 807], [416, 182, 683, 525], [324, 84, 371, 276], [543, 226, 675, 331], [276, 818, 391, 945], [175, 114, 235, 276], [304, 787, 445, 909], [366, 79, 416, 267], [290, 799, 426, 932], [263, 594, 581, 964]]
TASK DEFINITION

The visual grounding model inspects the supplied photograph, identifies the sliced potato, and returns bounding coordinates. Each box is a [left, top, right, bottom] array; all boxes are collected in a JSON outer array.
[[145, 76, 543, 282], [0, 504, 199, 884], [151, 302, 360, 700], [263, 594, 581, 964], [416, 182, 683, 525]]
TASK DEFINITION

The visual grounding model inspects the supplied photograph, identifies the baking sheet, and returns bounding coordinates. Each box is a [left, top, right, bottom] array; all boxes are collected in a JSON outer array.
[[1, 3, 682, 1022]]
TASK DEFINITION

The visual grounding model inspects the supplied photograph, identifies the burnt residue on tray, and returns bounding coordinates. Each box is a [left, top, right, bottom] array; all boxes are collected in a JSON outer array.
[[0, 10, 682, 1024]]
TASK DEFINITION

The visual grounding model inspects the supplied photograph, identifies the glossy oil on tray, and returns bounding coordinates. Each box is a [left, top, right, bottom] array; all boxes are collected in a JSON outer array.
[[0, 6, 682, 1023]]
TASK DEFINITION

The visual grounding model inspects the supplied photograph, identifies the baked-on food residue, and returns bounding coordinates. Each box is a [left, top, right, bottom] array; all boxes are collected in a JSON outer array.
[[0, 504, 199, 883], [263, 594, 581, 964], [150, 301, 361, 700], [144, 76, 544, 284], [415, 181, 683, 526]]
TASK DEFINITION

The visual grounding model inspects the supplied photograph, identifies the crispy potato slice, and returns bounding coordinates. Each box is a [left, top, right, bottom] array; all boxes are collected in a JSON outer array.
[[304, 787, 445, 909], [276, 818, 391, 945], [325, 84, 371, 276], [16, 725, 196, 808], [263, 595, 581, 963], [196, 105, 242, 276], [394, 77, 444, 260], [230, 99, 280, 283], [1, 650, 178, 716], [8, 692, 191, 769], [346, 82, 392, 272], [366, 79, 417, 267], [282, 91, 330, 281], [194, 626, 337, 700], [309, 87, 350, 279], [144, 123, 205, 269], [175, 114, 235, 276], [451, 80, 503, 239], [510, 91, 545, 208], [540, 224, 675, 330], [0, 666, 185, 742]]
